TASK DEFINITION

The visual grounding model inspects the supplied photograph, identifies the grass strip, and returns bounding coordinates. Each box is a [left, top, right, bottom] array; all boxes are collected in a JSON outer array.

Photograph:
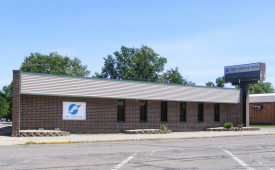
[[25, 140, 73, 145]]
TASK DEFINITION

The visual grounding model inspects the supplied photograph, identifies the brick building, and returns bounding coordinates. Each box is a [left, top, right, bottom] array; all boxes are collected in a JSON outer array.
[[249, 93, 275, 125], [12, 71, 243, 136]]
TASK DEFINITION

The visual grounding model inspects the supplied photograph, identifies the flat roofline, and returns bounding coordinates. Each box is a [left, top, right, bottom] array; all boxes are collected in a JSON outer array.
[[250, 93, 275, 97]]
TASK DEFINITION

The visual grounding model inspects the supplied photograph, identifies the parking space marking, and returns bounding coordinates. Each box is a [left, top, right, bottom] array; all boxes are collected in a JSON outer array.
[[257, 160, 275, 170], [221, 148, 254, 170], [111, 154, 137, 170], [149, 151, 155, 156]]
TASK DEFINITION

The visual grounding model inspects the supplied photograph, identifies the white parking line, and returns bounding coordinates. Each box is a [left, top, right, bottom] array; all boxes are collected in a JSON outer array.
[[149, 151, 155, 156], [257, 160, 275, 170], [111, 154, 137, 170], [221, 148, 254, 170]]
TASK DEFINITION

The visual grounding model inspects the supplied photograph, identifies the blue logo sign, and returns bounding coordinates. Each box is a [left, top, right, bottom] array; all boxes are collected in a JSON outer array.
[[68, 104, 81, 115], [225, 68, 229, 73]]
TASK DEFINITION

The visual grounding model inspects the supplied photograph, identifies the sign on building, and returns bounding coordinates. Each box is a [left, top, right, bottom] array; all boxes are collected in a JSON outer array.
[[63, 102, 86, 120]]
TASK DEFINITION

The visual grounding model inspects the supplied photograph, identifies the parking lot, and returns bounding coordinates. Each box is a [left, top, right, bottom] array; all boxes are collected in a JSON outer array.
[[1, 135, 275, 169]]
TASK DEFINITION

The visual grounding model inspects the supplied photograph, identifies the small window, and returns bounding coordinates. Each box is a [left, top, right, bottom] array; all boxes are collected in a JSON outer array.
[[117, 100, 125, 122], [214, 104, 220, 122], [198, 103, 204, 122], [140, 101, 147, 122], [161, 101, 167, 122], [180, 102, 186, 122]]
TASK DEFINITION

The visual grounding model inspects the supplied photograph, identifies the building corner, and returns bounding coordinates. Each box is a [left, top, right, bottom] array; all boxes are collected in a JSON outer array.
[[12, 70, 20, 137]]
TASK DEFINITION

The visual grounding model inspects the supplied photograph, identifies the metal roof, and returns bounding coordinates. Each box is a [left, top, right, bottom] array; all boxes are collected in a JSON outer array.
[[20, 72, 241, 104], [249, 93, 275, 103]]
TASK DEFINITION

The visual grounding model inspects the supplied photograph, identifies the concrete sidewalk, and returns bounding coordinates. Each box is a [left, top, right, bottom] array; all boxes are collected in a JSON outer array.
[[1, 129, 275, 146]]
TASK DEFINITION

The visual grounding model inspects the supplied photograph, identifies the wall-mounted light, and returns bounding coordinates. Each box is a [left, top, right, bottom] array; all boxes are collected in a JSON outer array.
[[254, 105, 262, 111]]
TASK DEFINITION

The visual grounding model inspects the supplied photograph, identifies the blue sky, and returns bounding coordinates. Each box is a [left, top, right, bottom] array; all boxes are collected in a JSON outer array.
[[1, 0, 275, 89]]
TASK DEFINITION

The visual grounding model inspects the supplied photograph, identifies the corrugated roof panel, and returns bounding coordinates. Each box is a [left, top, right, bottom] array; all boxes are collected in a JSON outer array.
[[20, 72, 241, 104]]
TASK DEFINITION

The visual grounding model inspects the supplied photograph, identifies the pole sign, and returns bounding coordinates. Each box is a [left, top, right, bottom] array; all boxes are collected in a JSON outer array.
[[63, 101, 86, 120], [224, 62, 265, 83], [224, 63, 261, 74], [223, 62, 266, 127]]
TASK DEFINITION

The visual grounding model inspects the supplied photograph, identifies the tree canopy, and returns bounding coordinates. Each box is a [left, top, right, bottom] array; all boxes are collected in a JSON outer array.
[[205, 81, 215, 87], [0, 82, 12, 119], [20, 52, 90, 76], [206, 76, 225, 87], [95, 45, 195, 85], [248, 81, 275, 94], [0, 96, 9, 118], [0, 52, 90, 119], [160, 67, 195, 85], [95, 45, 167, 82]]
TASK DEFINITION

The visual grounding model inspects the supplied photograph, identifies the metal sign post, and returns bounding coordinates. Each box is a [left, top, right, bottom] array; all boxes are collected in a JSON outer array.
[[225, 63, 266, 127]]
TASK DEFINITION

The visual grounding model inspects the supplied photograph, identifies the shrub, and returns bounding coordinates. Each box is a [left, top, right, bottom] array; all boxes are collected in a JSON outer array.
[[224, 122, 233, 129], [160, 125, 167, 130]]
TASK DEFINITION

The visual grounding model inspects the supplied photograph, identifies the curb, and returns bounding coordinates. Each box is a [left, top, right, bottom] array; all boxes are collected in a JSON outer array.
[[23, 132, 275, 145]]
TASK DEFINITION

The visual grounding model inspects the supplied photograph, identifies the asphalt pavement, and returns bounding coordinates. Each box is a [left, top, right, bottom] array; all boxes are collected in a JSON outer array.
[[1, 136, 275, 169], [1, 122, 275, 146]]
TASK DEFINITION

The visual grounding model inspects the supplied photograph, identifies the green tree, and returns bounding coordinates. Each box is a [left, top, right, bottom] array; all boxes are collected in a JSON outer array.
[[216, 76, 225, 87], [206, 76, 225, 87], [0, 96, 9, 118], [95, 45, 167, 82], [95, 55, 117, 79], [0, 82, 12, 119], [160, 67, 195, 85], [20, 52, 90, 76], [2, 52, 90, 120], [248, 81, 275, 94], [205, 81, 215, 87]]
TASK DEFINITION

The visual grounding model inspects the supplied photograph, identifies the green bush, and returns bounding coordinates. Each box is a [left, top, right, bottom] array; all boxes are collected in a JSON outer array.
[[224, 122, 233, 129], [160, 125, 167, 130]]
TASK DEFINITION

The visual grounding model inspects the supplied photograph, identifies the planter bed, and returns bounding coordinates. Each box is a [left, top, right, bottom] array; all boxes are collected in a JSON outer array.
[[19, 130, 70, 137], [125, 129, 172, 134]]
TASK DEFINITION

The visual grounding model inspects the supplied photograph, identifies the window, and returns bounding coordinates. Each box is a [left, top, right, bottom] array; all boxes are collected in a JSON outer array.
[[161, 101, 167, 122], [180, 102, 186, 122], [214, 104, 220, 122], [117, 100, 125, 122], [198, 103, 204, 122], [140, 101, 147, 122]]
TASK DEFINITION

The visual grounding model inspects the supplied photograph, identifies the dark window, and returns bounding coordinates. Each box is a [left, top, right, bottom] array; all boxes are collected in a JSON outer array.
[[198, 103, 204, 122], [214, 104, 220, 122], [161, 101, 167, 122], [180, 102, 186, 122], [117, 100, 125, 122], [140, 101, 147, 122]]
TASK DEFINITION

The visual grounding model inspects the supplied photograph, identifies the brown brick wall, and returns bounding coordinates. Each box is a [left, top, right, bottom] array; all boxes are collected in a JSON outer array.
[[19, 94, 243, 134], [222, 103, 243, 126], [249, 103, 275, 125], [12, 71, 20, 137]]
